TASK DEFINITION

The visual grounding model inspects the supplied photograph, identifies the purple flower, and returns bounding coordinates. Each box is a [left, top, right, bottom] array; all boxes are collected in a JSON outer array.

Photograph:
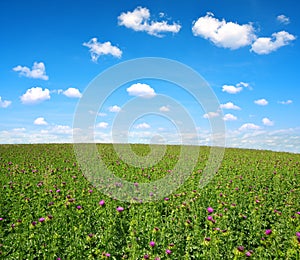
[[207, 207, 214, 213], [296, 212, 300, 215], [0, 218, 3, 221], [164, 197, 169, 201], [205, 237, 211, 241], [144, 254, 149, 259], [149, 241, 155, 247], [88, 189, 93, 193], [207, 216, 213, 221], [39, 217, 45, 223], [99, 200, 105, 206], [166, 249, 172, 255], [105, 253, 110, 257], [265, 229, 272, 235], [77, 205, 82, 210], [237, 246, 245, 252], [56, 189, 60, 193], [88, 233, 94, 238], [296, 232, 300, 237], [134, 182, 139, 187], [47, 215, 53, 220], [245, 251, 252, 257], [116, 206, 124, 212], [32, 221, 37, 226]]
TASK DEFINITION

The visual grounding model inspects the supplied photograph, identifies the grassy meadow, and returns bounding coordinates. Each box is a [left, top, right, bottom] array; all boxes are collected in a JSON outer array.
[[0, 144, 300, 259]]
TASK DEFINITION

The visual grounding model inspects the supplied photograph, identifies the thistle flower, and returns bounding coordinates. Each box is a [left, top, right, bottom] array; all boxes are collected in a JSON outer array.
[[265, 229, 272, 235], [77, 205, 82, 210], [207, 216, 213, 221], [39, 218, 45, 223], [149, 241, 155, 247], [99, 200, 105, 206], [207, 207, 214, 213], [166, 249, 172, 255], [237, 246, 244, 252], [245, 251, 252, 257], [116, 206, 124, 212]]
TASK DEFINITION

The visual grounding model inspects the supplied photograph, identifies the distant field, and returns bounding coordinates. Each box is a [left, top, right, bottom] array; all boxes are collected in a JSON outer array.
[[0, 144, 300, 259]]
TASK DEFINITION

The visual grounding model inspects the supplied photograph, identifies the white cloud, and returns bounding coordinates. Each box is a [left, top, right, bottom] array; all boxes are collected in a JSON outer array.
[[62, 88, 82, 98], [126, 83, 156, 98], [192, 12, 256, 49], [96, 122, 109, 129], [222, 85, 243, 94], [239, 123, 261, 131], [118, 6, 181, 37], [262, 117, 274, 126], [34, 117, 48, 125], [83, 38, 122, 62], [109, 105, 121, 112], [203, 111, 220, 119], [223, 113, 237, 121], [135, 122, 151, 129], [278, 100, 292, 105], [254, 98, 268, 106], [220, 102, 241, 110], [251, 31, 296, 54], [277, 14, 290, 25], [13, 62, 48, 80], [159, 105, 170, 112], [0, 96, 12, 108], [20, 87, 50, 104]]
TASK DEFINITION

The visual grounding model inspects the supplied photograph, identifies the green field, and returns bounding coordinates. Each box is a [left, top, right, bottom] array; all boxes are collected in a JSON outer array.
[[0, 144, 300, 259]]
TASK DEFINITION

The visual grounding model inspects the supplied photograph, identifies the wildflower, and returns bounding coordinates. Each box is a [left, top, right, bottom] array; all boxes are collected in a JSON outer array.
[[245, 251, 252, 257], [207, 216, 213, 221], [164, 197, 169, 201], [134, 182, 139, 187], [295, 232, 300, 237], [39, 218, 45, 222], [88, 233, 94, 238], [237, 246, 244, 252], [88, 189, 93, 193], [166, 249, 172, 255], [56, 189, 60, 193], [207, 207, 214, 213], [144, 254, 149, 259], [296, 212, 300, 215], [265, 229, 272, 235], [77, 205, 82, 210], [116, 206, 124, 212], [205, 237, 211, 241], [47, 215, 53, 220], [105, 253, 110, 257], [0, 218, 3, 221], [31, 221, 37, 226], [99, 200, 105, 206], [149, 241, 155, 247]]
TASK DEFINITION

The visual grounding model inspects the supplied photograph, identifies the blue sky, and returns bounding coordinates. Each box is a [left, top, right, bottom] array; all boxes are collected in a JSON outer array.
[[0, 0, 299, 153]]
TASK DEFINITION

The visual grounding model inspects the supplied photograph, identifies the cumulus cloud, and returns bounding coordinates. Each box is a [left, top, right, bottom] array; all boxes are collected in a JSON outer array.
[[277, 14, 290, 25], [135, 122, 151, 129], [239, 123, 261, 131], [223, 113, 237, 121], [126, 83, 156, 98], [20, 87, 50, 104], [203, 111, 220, 119], [83, 38, 122, 62], [159, 105, 170, 112], [62, 88, 82, 98], [0, 96, 12, 108], [118, 6, 181, 37], [278, 100, 292, 105], [251, 31, 296, 54], [220, 102, 241, 110], [13, 62, 48, 80], [222, 85, 243, 94], [262, 117, 274, 126], [109, 105, 121, 112], [192, 12, 256, 49], [96, 122, 109, 129], [254, 98, 268, 106], [34, 117, 48, 125]]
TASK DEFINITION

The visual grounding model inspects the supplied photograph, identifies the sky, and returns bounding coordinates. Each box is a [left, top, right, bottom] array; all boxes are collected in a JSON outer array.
[[0, 0, 299, 153]]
